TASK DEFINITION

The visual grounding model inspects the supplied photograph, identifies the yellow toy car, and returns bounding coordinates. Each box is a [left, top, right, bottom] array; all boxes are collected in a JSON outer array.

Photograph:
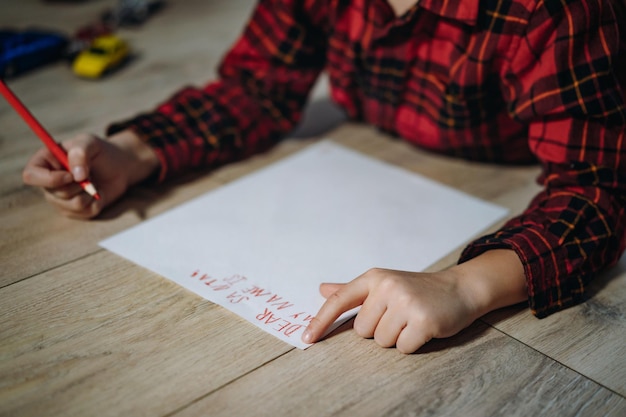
[[72, 35, 129, 78]]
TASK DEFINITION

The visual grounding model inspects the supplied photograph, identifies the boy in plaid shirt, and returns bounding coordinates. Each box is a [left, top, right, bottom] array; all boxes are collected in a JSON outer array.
[[23, 0, 626, 352]]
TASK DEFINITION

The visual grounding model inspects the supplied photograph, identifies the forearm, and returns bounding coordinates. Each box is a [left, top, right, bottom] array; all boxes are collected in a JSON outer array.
[[451, 249, 527, 318], [107, 129, 160, 187]]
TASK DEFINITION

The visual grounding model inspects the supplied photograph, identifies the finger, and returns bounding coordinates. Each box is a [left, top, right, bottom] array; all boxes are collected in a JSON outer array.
[[23, 164, 73, 188], [319, 282, 345, 298], [395, 323, 432, 354], [61, 203, 103, 220], [66, 147, 88, 182], [58, 199, 104, 219], [23, 146, 70, 186], [44, 182, 84, 200], [373, 309, 407, 348], [302, 278, 369, 344], [27, 146, 65, 170], [353, 294, 387, 338], [44, 191, 103, 219], [65, 134, 100, 182]]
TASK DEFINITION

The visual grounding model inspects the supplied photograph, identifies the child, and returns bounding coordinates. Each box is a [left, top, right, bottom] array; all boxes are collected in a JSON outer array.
[[22, 0, 626, 353]]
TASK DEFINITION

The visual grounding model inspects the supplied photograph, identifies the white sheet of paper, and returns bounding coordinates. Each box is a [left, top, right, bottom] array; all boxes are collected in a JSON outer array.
[[100, 140, 508, 349]]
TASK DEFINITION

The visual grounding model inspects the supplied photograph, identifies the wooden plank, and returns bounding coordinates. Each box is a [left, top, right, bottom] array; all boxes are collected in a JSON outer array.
[[173, 322, 626, 417], [0, 250, 292, 417], [482, 261, 626, 396]]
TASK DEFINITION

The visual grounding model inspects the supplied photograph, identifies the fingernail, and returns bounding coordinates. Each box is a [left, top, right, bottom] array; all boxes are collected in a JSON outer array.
[[302, 329, 313, 343], [72, 166, 86, 181], [62, 172, 73, 183]]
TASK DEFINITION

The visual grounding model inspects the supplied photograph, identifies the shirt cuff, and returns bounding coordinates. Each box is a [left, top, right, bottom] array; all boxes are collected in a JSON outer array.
[[459, 225, 588, 318], [107, 113, 183, 183]]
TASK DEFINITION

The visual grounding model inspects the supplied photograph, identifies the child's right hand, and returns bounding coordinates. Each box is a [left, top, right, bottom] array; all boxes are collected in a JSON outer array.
[[22, 130, 159, 219]]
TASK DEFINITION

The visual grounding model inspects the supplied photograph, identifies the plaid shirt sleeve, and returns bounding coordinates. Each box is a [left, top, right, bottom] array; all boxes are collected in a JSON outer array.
[[107, 0, 326, 181], [460, 0, 626, 317]]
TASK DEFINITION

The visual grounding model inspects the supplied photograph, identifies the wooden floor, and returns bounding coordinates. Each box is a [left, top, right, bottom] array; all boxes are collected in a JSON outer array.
[[1, 1, 625, 416]]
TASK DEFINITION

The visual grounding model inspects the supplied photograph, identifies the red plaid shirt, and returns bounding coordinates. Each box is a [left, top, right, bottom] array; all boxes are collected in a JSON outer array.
[[109, 0, 626, 318]]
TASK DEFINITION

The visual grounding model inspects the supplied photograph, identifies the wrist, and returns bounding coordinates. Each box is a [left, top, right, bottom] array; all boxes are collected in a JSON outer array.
[[449, 249, 528, 317], [108, 129, 160, 187]]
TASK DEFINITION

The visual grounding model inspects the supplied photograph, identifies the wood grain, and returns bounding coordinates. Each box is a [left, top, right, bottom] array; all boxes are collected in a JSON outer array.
[[0, 250, 291, 417], [1, 1, 625, 416], [175, 323, 626, 417], [482, 261, 626, 396]]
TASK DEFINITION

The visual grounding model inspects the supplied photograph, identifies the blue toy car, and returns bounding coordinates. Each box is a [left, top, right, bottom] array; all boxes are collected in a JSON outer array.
[[0, 29, 68, 78]]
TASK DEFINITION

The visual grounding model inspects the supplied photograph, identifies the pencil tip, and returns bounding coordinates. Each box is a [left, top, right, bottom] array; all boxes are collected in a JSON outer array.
[[83, 182, 100, 200]]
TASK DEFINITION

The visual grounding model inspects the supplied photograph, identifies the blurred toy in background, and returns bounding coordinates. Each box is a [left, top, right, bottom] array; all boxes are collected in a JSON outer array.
[[66, 21, 113, 59], [72, 34, 129, 78], [101, 0, 165, 28], [0, 29, 68, 78], [1, 0, 166, 79]]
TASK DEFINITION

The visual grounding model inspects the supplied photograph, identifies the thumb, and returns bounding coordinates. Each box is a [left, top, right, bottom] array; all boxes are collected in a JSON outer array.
[[65, 134, 100, 182], [320, 282, 346, 298]]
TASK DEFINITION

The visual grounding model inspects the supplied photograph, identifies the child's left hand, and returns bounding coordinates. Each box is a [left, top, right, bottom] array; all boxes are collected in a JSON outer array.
[[301, 249, 527, 353]]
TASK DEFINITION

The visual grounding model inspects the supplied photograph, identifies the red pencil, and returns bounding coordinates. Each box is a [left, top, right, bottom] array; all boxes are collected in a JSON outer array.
[[0, 79, 100, 200]]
